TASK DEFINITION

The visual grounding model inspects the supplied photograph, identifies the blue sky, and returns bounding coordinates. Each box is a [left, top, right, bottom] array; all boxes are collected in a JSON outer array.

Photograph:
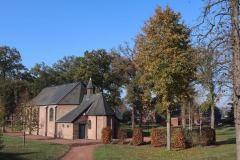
[[0, 0, 204, 70]]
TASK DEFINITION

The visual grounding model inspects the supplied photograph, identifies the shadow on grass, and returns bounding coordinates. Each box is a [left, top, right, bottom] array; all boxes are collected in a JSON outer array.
[[125, 125, 159, 138], [0, 151, 39, 160], [216, 138, 236, 145]]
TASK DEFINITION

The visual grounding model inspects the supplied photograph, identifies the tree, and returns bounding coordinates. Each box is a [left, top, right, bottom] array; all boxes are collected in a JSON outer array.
[[194, 0, 240, 157], [0, 46, 27, 82], [195, 39, 232, 129], [227, 106, 234, 124], [73, 49, 123, 108], [122, 110, 132, 122], [179, 85, 196, 129], [110, 43, 146, 129], [14, 90, 38, 146], [29, 56, 76, 96], [0, 46, 28, 132], [29, 62, 56, 95], [134, 5, 195, 151], [52, 55, 76, 84]]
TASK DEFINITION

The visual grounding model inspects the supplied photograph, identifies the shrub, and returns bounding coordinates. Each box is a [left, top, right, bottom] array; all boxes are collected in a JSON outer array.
[[132, 128, 143, 146], [117, 127, 127, 144], [201, 128, 216, 146], [185, 128, 216, 147], [101, 127, 112, 144], [150, 129, 167, 147], [171, 128, 186, 149]]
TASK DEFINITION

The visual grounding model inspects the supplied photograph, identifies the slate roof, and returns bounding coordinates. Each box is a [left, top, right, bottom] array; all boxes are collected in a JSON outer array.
[[87, 78, 94, 89], [56, 92, 115, 123], [32, 81, 85, 105], [86, 93, 115, 116]]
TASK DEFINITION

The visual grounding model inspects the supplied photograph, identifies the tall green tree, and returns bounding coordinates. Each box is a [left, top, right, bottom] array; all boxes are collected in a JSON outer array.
[[0, 46, 27, 82], [73, 49, 123, 108], [134, 5, 195, 150], [52, 55, 76, 84], [110, 43, 145, 129], [29, 56, 76, 96], [0, 46, 28, 132], [29, 62, 56, 95]]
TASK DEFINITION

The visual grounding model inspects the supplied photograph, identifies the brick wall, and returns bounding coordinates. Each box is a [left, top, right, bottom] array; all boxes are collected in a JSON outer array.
[[56, 105, 78, 119], [38, 106, 47, 136], [87, 116, 114, 140], [73, 123, 79, 139], [57, 123, 73, 139], [87, 116, 96, 139]]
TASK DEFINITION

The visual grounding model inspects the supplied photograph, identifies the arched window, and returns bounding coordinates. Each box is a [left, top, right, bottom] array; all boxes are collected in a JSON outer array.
[[49, 108, 54, 121], [88, 120, 91, 129]]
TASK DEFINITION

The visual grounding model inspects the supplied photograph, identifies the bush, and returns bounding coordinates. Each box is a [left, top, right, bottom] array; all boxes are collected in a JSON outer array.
[[150, 129, 166, 147], [171, 128, 186, 149], [185, 128, 216, 147], [101, 127, 112, 144], [201, 128, 215, 146], [117, 127, 127, 144], [132, 128, 143, 146]]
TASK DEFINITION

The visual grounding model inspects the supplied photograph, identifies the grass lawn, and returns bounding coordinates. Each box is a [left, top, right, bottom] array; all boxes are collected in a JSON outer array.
[[94, 124, 236, 160], [0, 135, 69, 160]]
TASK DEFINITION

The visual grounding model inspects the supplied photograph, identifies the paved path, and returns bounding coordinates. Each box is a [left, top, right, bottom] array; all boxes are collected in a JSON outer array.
[[4, 132, 102, 160]]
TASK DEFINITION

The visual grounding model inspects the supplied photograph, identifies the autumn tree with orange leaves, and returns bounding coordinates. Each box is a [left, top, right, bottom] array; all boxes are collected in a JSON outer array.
[[134, 5, 196, 151]]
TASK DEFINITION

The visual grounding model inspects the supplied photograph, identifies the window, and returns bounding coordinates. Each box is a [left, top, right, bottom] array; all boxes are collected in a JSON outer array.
[[88, 120, 91, 129], [49, 108, 54, 121]]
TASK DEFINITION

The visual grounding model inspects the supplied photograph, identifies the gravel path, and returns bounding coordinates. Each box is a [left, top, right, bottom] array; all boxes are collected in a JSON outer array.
[[4, 132, 102, 160]]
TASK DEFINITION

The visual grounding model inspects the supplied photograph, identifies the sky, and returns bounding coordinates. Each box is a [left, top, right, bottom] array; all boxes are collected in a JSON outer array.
[[0, 0, 205, 70]]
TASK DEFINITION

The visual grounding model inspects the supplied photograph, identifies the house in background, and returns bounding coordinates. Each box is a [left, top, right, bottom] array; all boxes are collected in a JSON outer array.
[[31, 79, 119, 140]]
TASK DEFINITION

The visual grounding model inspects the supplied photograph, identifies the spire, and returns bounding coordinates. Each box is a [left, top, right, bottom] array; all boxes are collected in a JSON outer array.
[[87, 78, 94, 95], [87, 78, 94, 89]]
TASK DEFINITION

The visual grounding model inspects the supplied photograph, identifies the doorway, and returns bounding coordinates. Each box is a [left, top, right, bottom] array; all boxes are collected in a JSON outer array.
[[79, 124, 86, 139]]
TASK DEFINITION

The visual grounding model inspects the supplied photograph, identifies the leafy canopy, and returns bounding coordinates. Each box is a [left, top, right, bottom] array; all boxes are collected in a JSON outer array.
[[134, 5, 195, 112]]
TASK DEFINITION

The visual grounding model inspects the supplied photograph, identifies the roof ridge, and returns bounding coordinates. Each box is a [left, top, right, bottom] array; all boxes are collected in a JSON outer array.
[[101, 93, 115, 114], [100, 93, 108, 114], [85, 100, 94, 114], [45, 81, 80, 89]]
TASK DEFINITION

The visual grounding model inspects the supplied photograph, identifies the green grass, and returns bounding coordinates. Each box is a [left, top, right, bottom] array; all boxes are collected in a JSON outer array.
[[215, 125, 236, 139], [94, 125, 236, 160], [0, 135, 69, 160], [95, 142, 236, 160]]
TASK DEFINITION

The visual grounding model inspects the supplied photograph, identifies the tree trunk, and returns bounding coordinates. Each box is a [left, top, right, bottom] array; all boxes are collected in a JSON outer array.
[[11, 113, 13, 132], [181, 103, 186, 129], [138, 108, 142, 128], [210, 84, 215, 129], [131, 106, 135, 131], [211, 105, 215, 128], [166, 109, 171, 151], [207, 82, 215, 129], [230, 0, 240, 159], [1, 118, 5, 133]]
